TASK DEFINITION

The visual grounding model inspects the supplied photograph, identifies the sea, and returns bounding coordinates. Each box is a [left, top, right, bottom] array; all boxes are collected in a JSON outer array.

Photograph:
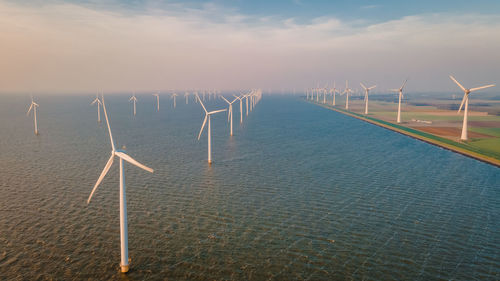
[[0, 94, 498, 280]]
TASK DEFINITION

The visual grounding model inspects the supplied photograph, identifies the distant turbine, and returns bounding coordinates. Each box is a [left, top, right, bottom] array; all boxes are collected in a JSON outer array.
[[153, 93, 160, 112], [245, 94, 249, 116], [171, 93, 178, 108], [360, 83, 377, 114], [233, 94, 244, 123], [449, 75, 495, 141], [185, 92, 189, 104], [26, 96, 39, 135], [221, 95, 238, 136], [389, 79, 408, 123], [196, 94, 226, 164], [331, 81, 338, 106], [91, 93, 102, 122], [341, 80, 352, 110], [87, 95, 154, 273], [129, 94, 137, 116]]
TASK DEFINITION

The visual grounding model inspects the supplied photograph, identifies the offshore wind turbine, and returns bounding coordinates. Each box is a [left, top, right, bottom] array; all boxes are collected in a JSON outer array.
[[91, 93, 102, 122], [233, 94, 244, 123], [185, 92, 190, 104], [171, 93, 178, 108], [153, 93, 160, 112], [196, 94, 226, 164], [221, 96, 238, 136], [26, 96, 39, 135], [129, 94, 137, 116], [449, 75, 495, 141], [390, 79, 408, 123], [360, 83, 377, 114], [87, 96, 154, 273], [341, 80, 352, 110]]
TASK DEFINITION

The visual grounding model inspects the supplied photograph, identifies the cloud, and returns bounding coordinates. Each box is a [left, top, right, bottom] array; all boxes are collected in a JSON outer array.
[[0, 1, 499, 94]]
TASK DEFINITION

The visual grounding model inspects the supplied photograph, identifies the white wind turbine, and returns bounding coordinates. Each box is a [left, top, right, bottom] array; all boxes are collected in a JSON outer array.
[[389, 79, 408, 123], [360, 82, 377, 114], [341, 80, 352, 110], [245, 94, 249, 116], [129, 94, 137, 116], [233, 94, 244, 123], [87, 95, 154, 273], [450, 75, 495, 141], [185, 92, 190, 104], [153, 93, 160, 112], [26, 96, 39, 135], [171, 93, 178, 108], [196, 94, 226, 164], [221, 96, 238, 136], [91, 93, 102, 122], [330, 81, 339, 106]]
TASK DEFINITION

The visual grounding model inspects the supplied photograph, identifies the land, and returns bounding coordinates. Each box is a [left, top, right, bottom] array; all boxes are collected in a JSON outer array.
[[307, 94, 500, 167]]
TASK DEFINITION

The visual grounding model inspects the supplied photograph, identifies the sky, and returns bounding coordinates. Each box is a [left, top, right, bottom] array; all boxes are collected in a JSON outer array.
[[0, 0, 499, 94]]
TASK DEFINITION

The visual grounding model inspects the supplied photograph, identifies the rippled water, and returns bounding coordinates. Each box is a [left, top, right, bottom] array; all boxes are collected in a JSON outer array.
[[0, 94, 499, 280]]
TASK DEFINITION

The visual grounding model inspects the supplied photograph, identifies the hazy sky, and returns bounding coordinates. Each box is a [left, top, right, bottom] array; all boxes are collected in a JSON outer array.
[[1, 0, 499, 94]]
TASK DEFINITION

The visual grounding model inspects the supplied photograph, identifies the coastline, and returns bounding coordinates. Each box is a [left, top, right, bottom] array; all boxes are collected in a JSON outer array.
[[307, 99, 500, 168]]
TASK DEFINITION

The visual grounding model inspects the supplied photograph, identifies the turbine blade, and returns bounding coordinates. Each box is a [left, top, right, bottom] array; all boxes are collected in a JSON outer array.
[[115, 151, 154, 173], [87, 154, 114, 204], [389, 89, 399, 92], [196, 94, 208, 113], [449, 75, 466, 92], [208, 109, 227, 115], [220, 95, 230, 104], [360, 82, 367, 90], [458, 93, 467, 113], [101, 96, 116, 151], [91, 99, 97, 105], [27, 104, 33, 115], [198, 115, 207, 140], [469, 84, 495, 92], [400, 79, 408, 90], [368, 85, 377, 90]]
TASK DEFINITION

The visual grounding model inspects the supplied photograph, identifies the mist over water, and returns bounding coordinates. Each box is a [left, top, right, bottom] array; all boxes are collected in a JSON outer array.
[[0, 95, 498, 280]]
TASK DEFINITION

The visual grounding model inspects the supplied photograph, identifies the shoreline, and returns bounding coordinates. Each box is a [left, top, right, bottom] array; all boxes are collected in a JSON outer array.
[[307, 100, 500, 168]]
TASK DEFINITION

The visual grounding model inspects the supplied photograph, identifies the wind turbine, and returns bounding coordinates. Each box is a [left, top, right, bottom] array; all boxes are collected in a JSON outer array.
[[171, 93, 178, 108], [341, 80, 352, 110], [390, 79, 408, 123], [449, 75, 495, 141], [233, 94, 244, 123], [87, 95, 154, 273], [245, 94, 249, 116], [221, 95, 238, 136], [26, 96, 39, 135], [330, 81, 338, 106], [196, 94, 226, 164], [185, 92, 190, 104], [360, 82, 377, 114], [91, 93, 102, 122], [129, 94, 137, 116], [153, 93, 160, 112]]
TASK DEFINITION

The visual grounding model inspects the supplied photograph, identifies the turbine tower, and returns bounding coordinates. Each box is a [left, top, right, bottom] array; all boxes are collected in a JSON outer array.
[[26, 96, 39, 135], [390, 79, 408, 123], [153, 93, 160, 112], [129, 94, 137, 116], [87, 95, 154, 273], [91, 93, 102, 122], [360, 82, 377, 114], [185, 92, 190, 104], [221, 95, 238, 136], [196, 94, 226, 164], [450, 75, 495, 141]]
